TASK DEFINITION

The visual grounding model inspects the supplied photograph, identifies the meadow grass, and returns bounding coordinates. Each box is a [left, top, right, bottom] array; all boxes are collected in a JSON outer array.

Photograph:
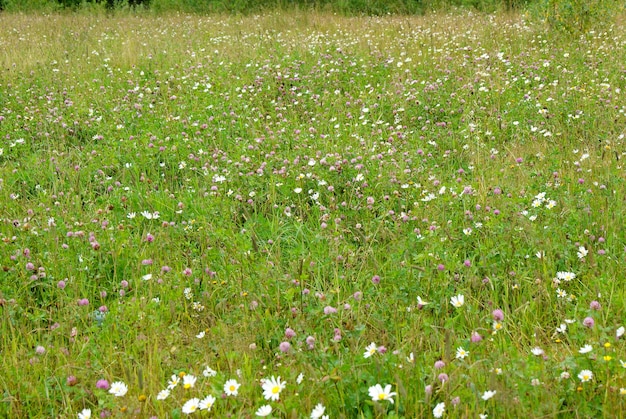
[[1, 9, 626, 418]]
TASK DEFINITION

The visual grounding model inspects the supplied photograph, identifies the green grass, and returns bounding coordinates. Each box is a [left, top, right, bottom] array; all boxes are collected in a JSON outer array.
[[1, 9, 626, 418]]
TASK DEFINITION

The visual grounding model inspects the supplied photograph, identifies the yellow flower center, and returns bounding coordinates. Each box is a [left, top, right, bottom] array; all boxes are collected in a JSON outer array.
[[272, 386, 280, 394], [184, 384, 191, 389], [230, 385, 236, 391], [378, 393, 386, 400]]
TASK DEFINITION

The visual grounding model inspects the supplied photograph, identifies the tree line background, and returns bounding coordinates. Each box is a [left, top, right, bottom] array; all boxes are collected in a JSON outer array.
[[0, 0, 600, 14]]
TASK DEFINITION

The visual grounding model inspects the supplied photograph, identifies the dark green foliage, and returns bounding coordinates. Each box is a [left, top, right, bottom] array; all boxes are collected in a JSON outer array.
[[55, 0, 82, 8], [54, 0, 150, 9], [1, 0, 535, 14], [104, 0, 150, 9]]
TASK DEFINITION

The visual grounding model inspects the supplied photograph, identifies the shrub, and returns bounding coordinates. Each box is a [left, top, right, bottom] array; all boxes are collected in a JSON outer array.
[[531, 0, 624, 35]]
